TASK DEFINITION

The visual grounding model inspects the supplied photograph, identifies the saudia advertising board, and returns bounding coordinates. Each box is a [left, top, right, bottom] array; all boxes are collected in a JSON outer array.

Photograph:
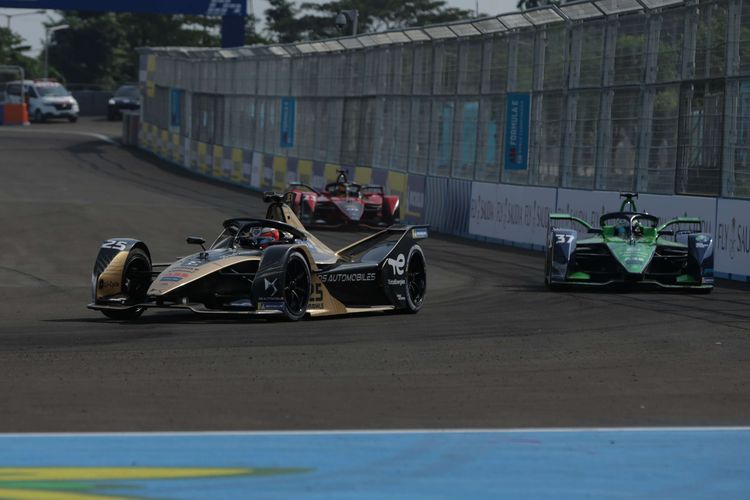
[[468, 182, 556, 248], [0, 0, 245, 15], [715, 198, 750, 278]]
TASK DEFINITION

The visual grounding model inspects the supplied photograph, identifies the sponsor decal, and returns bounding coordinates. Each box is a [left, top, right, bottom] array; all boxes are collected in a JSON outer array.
[[206, 0, 243, 16], [181, 260, 204, 267], [98, 279, 120, 289], [159, 272, 191, 282], [309, 282, 324, 309], [386, 254, 405, 275], [412, 228, 428, 239], [504, 93, 531, 170], [320, 272, 376, 283], [280, 97, 296, 148], [101, 239, 129, 251], [169, 267, 199, 273], [695, 236, 710, 249], [258, 300, 285, 311], [264, 278, 278, 295], [717, 217, 750, 261], [388, 279, 406, 286], [469, 182, 556, 247]]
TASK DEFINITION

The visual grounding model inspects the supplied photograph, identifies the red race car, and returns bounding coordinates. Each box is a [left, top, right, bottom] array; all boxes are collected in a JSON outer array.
[[288, 170, 400, 228]]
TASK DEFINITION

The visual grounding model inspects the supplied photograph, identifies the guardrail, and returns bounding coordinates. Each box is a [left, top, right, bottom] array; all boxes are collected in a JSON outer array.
[[136, 120, 750, 281], [135, 0, 750, 281]]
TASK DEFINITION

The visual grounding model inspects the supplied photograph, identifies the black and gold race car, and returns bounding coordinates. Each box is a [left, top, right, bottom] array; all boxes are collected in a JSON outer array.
[[89, 193, 427, 321]]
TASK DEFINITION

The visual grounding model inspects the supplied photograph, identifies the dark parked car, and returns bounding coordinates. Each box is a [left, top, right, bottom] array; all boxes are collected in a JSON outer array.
[[107, 85, 140, 120]]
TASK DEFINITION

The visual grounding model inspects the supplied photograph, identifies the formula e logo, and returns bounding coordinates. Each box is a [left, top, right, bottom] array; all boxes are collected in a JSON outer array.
[[264, 278, 278, 295], [387, 254, 405, 275], [206, 0, 243, 16]]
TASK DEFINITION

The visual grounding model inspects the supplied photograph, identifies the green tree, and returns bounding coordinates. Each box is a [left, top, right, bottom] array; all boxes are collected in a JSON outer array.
[[265, 0, 306, 43], [0, 27, 42, 79], [295, 0, 475, 40], [47, 12, 226, 87]]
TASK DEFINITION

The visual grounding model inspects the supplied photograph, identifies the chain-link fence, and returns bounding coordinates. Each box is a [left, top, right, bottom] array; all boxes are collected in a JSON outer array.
[[139, 0, 750, 199]]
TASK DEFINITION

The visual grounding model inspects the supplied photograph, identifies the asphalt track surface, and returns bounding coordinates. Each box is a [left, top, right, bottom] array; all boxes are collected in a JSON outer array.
[[1, 118, 749, 433]]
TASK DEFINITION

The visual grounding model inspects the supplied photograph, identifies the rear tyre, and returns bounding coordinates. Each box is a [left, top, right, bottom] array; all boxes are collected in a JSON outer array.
[[282, 252, 311, 321], [33, 109, 44, 123], [404, 246, 426, 313], [100, 248, 151, 320], [68, 115, 78, 123]]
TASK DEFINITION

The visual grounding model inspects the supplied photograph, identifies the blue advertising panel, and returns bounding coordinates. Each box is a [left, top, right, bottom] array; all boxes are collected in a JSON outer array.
[[0, 0, 245, 16], [280, 97, 296, 149], [504, 93, 531, 170]]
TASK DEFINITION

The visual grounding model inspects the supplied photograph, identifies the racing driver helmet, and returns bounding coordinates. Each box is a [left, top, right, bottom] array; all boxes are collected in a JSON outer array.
[[255, 228, 280, 248], [240, 227, 280, 249]]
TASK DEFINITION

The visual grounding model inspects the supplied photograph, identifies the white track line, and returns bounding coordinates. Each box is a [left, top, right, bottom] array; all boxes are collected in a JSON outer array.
[[1, 427, 749, 438]]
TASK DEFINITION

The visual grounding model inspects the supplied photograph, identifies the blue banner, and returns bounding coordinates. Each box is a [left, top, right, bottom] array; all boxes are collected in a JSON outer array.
[[0, 0, 246, 16], [280, 97, 296, 149], [504, 93, 531, 170]]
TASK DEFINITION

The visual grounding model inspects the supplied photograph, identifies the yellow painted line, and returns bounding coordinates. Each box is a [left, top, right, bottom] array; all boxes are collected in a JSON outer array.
[[0, 467, 251, 481], [0, 488, 123, 500]]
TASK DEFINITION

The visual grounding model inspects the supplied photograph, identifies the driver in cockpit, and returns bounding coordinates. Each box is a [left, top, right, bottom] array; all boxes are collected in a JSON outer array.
[[632, 219, 644, 238], [614, 221, 630, 238], [239, 227, 280, 249]]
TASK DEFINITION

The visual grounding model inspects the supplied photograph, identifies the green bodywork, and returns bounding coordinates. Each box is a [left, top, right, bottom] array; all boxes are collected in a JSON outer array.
[[547, 193, 709, 288]]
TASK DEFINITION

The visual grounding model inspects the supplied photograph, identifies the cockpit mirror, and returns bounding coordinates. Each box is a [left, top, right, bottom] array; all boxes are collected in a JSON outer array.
[[186, 236, 206, 250]]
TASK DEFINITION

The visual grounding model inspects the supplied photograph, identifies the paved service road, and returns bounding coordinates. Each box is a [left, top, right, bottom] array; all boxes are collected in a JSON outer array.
[[1, 118, 749, 432]]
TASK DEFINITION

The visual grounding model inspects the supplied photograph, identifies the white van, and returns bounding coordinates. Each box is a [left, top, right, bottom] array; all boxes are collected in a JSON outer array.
[[5, 80, 79, 123]]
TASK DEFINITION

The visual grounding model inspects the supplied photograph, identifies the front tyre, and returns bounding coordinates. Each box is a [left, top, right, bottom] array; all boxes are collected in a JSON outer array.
[[404, 246, 426, 313], [100, 248, 151, 320], [282, 252, 311, 321]]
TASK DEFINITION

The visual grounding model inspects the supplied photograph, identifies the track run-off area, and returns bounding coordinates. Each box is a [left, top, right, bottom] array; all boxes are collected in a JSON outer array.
[[1, 119, 749, 498]]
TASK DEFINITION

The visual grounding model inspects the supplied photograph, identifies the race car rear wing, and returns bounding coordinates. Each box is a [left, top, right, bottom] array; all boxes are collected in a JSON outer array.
[[336, 225, 429, 263], [287, 181, 319, 194], [657, 217, 702, 233], [549, 213, 599, 233]]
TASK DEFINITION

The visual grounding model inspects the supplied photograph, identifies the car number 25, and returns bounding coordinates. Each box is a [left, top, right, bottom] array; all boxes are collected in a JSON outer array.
[[101, 239, 129, 251]]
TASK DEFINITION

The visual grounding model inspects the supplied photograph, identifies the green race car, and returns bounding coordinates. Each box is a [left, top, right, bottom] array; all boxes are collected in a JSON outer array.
[[545, 193, 714, 292]]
